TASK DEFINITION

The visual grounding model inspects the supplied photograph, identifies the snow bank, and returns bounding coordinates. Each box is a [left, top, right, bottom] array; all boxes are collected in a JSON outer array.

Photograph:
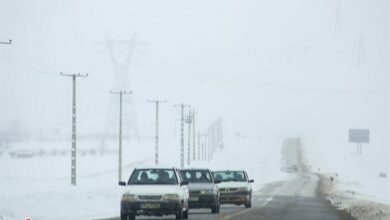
[[318, 174, 390, 220], [302, 136, 390, 205]]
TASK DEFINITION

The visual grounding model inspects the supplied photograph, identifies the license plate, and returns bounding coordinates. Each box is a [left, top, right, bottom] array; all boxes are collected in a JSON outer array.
[[189, 197, 199, 201], [141, 203, 160, 209]]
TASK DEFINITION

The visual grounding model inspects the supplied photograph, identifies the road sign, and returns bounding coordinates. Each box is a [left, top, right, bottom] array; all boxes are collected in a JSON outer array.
[[349, 129, 369, 143]]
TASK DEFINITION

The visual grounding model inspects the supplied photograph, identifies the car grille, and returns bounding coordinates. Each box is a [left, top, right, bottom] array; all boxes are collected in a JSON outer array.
[[138, 195, 162, 200], [189, 190, 201, 196], [220, 188, 239, 193]]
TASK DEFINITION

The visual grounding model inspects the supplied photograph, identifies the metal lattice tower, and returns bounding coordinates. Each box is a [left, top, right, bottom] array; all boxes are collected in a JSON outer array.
[[334, 0, 342, 34], [97, 33, 145, 142], [357, 33, 365, 65]]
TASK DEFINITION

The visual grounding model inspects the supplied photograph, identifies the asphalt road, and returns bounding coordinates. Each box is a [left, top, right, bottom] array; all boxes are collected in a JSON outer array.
[[98, 138, 355, 220]]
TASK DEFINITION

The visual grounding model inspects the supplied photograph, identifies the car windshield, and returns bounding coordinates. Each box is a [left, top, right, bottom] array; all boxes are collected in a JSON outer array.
[[128, 169, 178, 185], [212, 171, 247, 182], [180, 170, 213, 183]]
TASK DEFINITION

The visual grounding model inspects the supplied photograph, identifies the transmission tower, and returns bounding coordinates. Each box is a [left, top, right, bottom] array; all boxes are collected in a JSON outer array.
[[95, 33, 145, 143], [334, 0, 342, 34], [357, 33, 365, 64]]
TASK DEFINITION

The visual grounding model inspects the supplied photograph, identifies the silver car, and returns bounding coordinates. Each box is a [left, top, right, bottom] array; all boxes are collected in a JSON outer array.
[[212, 170, 254, 208], [179, 169, 221, 213]]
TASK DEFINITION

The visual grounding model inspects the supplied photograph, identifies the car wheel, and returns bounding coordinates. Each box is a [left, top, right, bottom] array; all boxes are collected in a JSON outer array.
[[176, 204, 183, 219], [211, 203, 219, 214], [245, 194, 252, 208], [120, 212, 127, 220], [128, 213, 135, 220]]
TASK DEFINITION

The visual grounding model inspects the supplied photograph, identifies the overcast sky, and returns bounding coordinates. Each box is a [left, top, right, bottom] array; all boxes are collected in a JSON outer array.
[[0, 0, 389, 149]]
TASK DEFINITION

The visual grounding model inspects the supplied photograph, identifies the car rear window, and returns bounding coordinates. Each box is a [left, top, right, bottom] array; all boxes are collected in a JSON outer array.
[[128, 169, 178, 185], [212, 171, 247, 182], [180, 170, 213, 183]]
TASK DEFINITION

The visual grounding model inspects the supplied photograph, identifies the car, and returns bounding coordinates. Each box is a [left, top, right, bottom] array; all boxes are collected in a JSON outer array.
[[179, 168, 221, 213], [119, 167, 190, 220], [283, 164, 299, 173], [212, 170, 254, 208]]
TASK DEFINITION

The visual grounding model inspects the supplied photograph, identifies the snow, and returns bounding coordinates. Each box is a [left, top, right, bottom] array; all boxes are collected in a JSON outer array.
[[0, 136, 287, 220], [0, 140, 154, 220], [302, 137, 390, 205], [302, 136, 390, 219]]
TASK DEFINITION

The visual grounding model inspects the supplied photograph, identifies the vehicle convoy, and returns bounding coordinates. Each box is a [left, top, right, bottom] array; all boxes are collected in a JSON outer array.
[[212, 170, 254, 208], [179, 169, 221, 213], [119, 167, 189, 220]]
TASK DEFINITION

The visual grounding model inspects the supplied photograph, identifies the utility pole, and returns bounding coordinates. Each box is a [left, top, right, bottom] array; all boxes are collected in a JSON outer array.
[[197, 131, 201, 161], [192, 110, 196, 161], [110, 90, 132, 182], [0, 39, 11, 45], [201, 133, 209, 161], [148, 99, 167, 165], [208, 127, 212, 161], [60, 72, 88, 186], [186, 111, 192, 166], [0, 39, 11, 127], [174, 103, 190, 168]]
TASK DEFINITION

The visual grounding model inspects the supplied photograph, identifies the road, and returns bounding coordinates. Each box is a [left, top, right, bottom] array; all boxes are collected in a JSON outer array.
[[97, 138, 355, 220]]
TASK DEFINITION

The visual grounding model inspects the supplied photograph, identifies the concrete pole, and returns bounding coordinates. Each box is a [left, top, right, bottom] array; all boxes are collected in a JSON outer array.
[[60, 72, 88, 186], [187, 111, 192, 166], [192, 110, 196, 161], [118, 91, 123, 182], [148, 100, 166, 165], [110, 90, 131, 183], [71, 75, 77, 186]]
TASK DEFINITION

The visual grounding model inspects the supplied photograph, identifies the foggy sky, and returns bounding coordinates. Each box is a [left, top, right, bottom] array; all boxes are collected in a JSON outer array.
[[0, 0, 389, 155]]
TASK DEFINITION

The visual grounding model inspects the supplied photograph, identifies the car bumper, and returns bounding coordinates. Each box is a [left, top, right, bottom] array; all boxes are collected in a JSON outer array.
[[188, 194, 218, 208], [121, 200, 181, 216], [220, 192, 250, 205]]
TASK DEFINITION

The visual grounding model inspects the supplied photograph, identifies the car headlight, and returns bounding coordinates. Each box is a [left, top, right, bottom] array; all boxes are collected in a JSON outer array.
[[238, 187, 248, 192], [163, 194, 180, 200], [201, 189, 214, 195], [122, 194, 138, 201]]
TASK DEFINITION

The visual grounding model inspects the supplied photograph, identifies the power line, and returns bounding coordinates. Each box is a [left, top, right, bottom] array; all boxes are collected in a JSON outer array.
[[14, 44, 59, 73], [0, 52, 57, 77]]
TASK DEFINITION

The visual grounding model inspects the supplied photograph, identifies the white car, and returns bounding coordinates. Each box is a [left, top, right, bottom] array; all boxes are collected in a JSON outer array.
[[212, 170, 254, 208], [119, 167, 190, 220]]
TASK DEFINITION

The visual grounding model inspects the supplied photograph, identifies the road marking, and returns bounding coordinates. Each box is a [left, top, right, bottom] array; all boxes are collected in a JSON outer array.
[[222, 209, 252, 220]]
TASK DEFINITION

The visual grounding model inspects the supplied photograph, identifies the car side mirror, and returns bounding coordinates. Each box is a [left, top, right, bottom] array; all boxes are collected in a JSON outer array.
[[248, 179, 254, 183], [214, 180, 221, 184], [180, 181, 189, 186], [119, 181, 126, 186]]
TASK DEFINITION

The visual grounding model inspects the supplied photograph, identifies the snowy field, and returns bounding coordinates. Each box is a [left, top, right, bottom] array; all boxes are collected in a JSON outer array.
[[302, 137, 390, 205], [302, 135, 390, 220], [0, 136, 287, 220]]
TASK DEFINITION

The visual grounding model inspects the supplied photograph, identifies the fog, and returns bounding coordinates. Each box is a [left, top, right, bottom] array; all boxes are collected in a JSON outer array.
[[0, 0, 389, 168]]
